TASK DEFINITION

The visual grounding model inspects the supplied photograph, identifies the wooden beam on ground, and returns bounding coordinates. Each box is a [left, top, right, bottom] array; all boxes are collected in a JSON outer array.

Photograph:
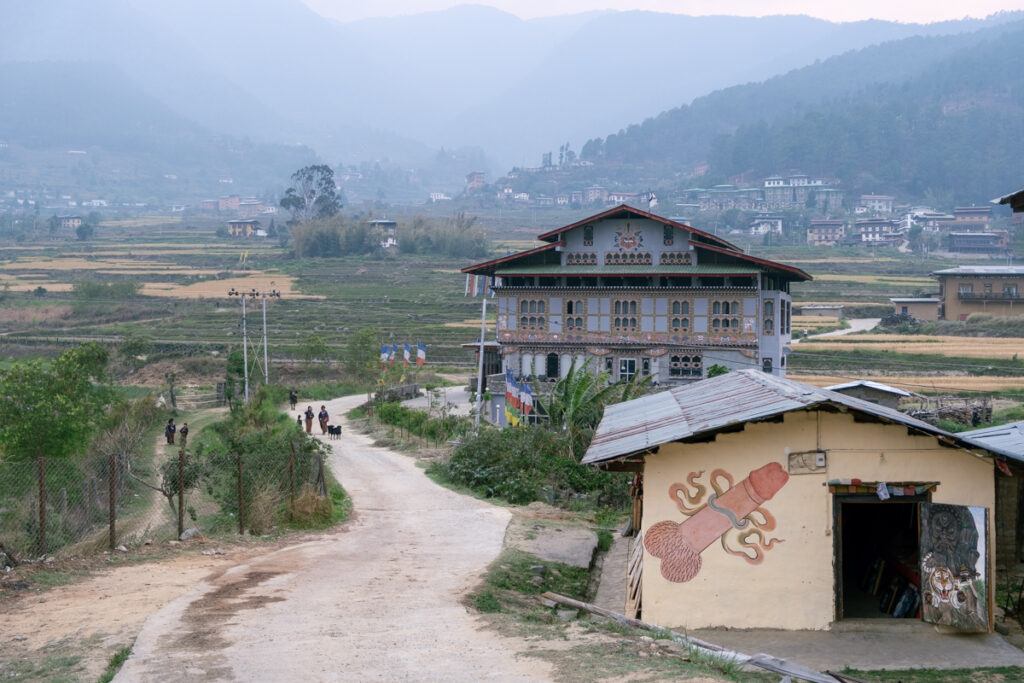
[[540, 592, 859, 683]]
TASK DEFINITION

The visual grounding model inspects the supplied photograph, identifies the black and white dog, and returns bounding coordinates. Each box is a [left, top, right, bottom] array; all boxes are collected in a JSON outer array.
[[327, 424, 342, 440]]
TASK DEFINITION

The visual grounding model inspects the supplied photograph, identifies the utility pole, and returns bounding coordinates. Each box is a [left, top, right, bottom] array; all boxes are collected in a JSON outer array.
[[229, 287, 281, 403], [474, 294, 488, 431]]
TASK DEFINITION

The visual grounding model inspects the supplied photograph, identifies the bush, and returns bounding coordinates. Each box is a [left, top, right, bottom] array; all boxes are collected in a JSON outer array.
[[247, 484, 282, 535], [289, 483, 333, 526], [435, 427, 629, 509], [374, 401, 470, 442], [72, 280, 141, 300]]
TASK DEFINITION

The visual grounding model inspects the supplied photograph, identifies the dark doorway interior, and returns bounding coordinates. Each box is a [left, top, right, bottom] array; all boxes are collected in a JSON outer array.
[[838, 499, 922, 619], [546, 353, 559, 379]]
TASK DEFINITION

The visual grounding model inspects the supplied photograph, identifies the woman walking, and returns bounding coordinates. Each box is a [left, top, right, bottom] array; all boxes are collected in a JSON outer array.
[[165, 418, 176, 445], [304, 405, 314, 434], [318, 405, 329, 435], [289, 389, 298, 411]]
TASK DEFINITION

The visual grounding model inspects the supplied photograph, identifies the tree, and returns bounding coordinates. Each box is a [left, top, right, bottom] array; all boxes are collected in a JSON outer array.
[[299, 333, 330, 366], [0, 344, 110, 554], [75, 222, 96, 241], [707, 364, 730, 378], [280, 165, 341, 223], [120, 331, 154, 367], [342, 328, 380, 382]]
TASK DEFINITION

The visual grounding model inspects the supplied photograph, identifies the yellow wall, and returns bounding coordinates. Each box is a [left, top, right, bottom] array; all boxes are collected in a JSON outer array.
[[939, 275, 1024, 320], [640, 410, 995, 630], [894, 301, 939, 322]]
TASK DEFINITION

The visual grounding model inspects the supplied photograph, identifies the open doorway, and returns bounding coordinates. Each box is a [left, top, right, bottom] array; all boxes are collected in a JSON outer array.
[[836, 497, 923, 620]]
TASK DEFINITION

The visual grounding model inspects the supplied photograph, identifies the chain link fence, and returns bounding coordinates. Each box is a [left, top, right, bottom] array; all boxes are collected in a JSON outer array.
[[0, 439, 331, 564]]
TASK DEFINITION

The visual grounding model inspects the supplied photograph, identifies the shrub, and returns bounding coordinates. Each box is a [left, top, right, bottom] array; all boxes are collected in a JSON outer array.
[[289, 483, 333, 526], [247, 484, 282, 535], [435, 426, 629, 509], [374, 401, 470, 442]]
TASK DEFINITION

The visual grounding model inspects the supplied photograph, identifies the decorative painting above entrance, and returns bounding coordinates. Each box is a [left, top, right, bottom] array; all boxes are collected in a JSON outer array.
[[644, 463, 789, 583], [614, 223, 644, 251]]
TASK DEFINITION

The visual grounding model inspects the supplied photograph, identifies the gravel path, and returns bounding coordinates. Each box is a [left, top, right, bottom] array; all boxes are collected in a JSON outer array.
[[117, 395, 550, 682]]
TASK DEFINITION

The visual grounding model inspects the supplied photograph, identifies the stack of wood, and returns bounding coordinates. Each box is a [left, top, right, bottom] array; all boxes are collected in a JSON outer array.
[[908, 395, 992, 427]]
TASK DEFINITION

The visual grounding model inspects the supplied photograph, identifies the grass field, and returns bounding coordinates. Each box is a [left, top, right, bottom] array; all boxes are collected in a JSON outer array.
[[791, 374, 1024, 393], [799, 334, 1024, 359]]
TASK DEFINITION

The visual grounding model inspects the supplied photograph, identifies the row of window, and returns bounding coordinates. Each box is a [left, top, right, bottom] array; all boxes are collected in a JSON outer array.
[[566, 252, 598, 265], [517, 353, 704, 382], [605, 252, 653, 266], [660, 252, 693, 265], [958, 283, 1020, 295]]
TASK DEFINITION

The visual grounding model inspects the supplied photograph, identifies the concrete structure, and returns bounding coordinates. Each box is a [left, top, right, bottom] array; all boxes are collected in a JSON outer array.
[[461, 205, 810, 392], [952, 206, 992, 232], [859, 194, 895, 214], [945, 231, 1010, 255], [368, 218, 398, 248], [933, 266, 1024, 320], [58, 215, 82, 230], [825, 379, 912, 409], [226, 219, 260, 238], [798, 304, 844, 318], [852, 218, 900, 244], [749, 213, 783, 236], [806, 220, 845, 246], [763, 174, 835, 210], [890, 297, 940, 321], [584, 370, 1012, 632]]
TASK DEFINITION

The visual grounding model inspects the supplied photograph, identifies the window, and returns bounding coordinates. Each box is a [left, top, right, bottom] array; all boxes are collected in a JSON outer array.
[[984, 283, 993, 294], [566, 299, 584, 315], [604, 356, 614, 374], [1005, 284, 1019, 297], [669, 354, 702, 377], [671, 316, 689, 331], [641, 358, 651, 376], [566, 316, 584, 330], [672, 300, 689, 316], [958, 284, 973, 294], [619, 358, 637, 382], [583, 224, 594, 246], [663, 225, 674, 246], [762, 357, 773, 373], [613, 300, 639, 332], [763, 300, 775, 335], [712, 299, 741, 333]]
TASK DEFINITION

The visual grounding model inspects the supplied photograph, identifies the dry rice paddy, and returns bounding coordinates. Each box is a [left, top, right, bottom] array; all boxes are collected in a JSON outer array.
[[799, 334, 1024, 359], [810, 274, 933, 285], [792, 374, 1024, 393], [139, 273, 314, 299]]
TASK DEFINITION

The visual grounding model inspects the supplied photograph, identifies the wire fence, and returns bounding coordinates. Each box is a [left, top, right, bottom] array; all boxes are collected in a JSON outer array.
[[0, 438, 330, 564]]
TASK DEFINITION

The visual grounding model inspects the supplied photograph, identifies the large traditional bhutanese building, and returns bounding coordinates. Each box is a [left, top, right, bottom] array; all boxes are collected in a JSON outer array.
[[462, 205, 810, 387]]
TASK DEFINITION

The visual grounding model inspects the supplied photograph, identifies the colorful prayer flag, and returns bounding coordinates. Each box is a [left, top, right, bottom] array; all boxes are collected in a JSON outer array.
[[403, 343, 411, 366], [416, 342, 426, 366]]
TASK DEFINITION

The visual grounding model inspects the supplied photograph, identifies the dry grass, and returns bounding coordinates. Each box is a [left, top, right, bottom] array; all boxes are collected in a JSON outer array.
[[246, 485, 282, 535], [792, 374, 1024, 392], [792, 315, 840, 327], [786, 257, 900, 264], [443, 319, 496, 329], [810, 274, 933, 285], [0, 274, 73, 292], [2, 256, 220, 274], [288, 484, 333, 526], [139, 274, 315, 299], [799, 334, 1024, 359], [0, 305, 72, 324]]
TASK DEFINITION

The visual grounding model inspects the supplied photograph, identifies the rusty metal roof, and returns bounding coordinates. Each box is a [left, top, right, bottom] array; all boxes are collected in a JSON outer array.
[[582, 369, 1020, 465]]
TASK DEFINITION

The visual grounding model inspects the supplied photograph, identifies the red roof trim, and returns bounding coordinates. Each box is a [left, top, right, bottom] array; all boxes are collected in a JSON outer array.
[[696, 242, 812, 281], [461, 242, 562, 274], [535, 204, 737, 250]]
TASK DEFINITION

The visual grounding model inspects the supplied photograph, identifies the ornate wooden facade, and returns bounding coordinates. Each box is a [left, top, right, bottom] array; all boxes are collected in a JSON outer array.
[[463, 205, 810, 386]]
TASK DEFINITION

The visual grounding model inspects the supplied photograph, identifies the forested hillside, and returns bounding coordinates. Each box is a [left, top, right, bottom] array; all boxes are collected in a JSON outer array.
[[579, 20, 1024, 203]]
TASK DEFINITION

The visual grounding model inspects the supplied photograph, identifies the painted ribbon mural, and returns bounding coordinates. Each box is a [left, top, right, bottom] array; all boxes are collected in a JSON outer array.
[[644, 463, 789, 583]]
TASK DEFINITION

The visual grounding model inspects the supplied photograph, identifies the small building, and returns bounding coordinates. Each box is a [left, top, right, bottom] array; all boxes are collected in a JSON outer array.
[[226, 219, 260, 238], [995, 186, 1024, 213], [749, 213, 783, 236], [852, 218, 899, 243], [218, 195, 241, 212], [932, 265, 1024, 320], [825, 379, 912, 409], [199, 199, 219, 212], [798, 303, 844, 318], [368, 218, 398, 248], [890, 297, 940, 321], [806, 219, 845, 246], [59, 215, 82, 230], [952, 206, 991, 232], [859, 194, 895, 214], [945, 231, 1010, 254], [584, 370, 1008, 632], [465, 171, 487, 193]]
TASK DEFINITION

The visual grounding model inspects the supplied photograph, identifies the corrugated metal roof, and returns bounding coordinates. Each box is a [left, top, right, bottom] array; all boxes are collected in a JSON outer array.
[[931, 265, 1024, 276], [583, 369, 1020, 465], [494, 264, 762, 276], [961, 421, 1024, 460], [826, 380, 913, 397]]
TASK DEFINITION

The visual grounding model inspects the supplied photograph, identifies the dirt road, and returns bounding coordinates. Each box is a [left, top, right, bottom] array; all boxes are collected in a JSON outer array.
[[117, 395, 551, 682]]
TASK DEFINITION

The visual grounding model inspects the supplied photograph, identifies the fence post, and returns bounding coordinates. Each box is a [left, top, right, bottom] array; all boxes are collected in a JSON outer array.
[[109, 451, 117, 550], [177, 445, 185, 539], [236, 453, 244, 535], [37, 455, 46, 556], [288, 442, 296, 516]]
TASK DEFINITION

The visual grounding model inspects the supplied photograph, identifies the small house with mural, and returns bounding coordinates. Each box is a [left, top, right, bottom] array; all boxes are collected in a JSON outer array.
[[584, 370, 1017, 633]]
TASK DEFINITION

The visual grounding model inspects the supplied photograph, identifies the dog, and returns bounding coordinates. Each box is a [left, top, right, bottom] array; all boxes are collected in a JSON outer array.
[[327, 424, 342, 440]]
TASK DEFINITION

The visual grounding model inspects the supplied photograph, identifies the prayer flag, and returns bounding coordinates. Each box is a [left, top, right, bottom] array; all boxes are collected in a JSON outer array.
[[403, 343, 411, 366], [416, 342, 426, 366]]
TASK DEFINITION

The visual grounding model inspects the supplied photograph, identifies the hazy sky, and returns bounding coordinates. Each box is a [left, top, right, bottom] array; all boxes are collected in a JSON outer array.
[[304, 1, 1024, 23]]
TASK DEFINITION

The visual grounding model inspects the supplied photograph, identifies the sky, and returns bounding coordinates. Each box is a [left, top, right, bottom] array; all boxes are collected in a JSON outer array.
[[304, 0, 1024, 24]]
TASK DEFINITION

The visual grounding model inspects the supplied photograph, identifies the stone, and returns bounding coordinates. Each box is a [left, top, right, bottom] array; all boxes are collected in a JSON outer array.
[[168, 540, 181, 546], [201, 549, 226, 556], [179, 527, 202, 541], [555, 609, 578, 622], [529, 564, 547, 576], [115, 545, 128, 553], [509, 524, 599, 569], [538, 597, 558, 608], [530, 576, 545, 586]]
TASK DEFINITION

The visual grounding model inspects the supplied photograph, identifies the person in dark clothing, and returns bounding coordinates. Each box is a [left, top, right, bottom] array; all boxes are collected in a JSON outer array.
[[179, 422, 189, 447], [304, 406, 314, 434], [297, 414, 304, 430], [289, 389, 298, 410], [318, 405, 329, 435], [165, 418, 176, 445]]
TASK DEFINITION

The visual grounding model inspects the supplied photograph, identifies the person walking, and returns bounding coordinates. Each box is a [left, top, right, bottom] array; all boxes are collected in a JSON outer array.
[[318, 405, 329, 435], [289, 389, 298, 411], [165, 418, 176, 445], [179, 422, 189, 447], [304, 405, 314, 434], [297, 414, 304, 430]]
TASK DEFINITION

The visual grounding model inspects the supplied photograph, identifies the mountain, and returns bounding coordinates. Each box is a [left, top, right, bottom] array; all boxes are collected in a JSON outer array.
[[2, 0, 1018, 175], [574, 19, 1024, 203], [0, 62, 316, 201]]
